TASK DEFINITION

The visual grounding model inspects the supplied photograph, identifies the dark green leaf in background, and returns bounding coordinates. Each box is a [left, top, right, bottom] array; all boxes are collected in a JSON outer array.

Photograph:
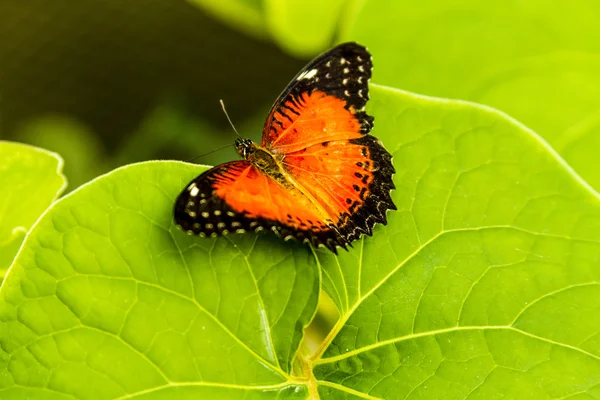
[[187, 0, 267, 39], [264, 0, 348, 58]]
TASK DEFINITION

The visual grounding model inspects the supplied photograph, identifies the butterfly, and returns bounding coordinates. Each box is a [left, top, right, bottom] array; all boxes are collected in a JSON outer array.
[[174, 42, 395, 253]]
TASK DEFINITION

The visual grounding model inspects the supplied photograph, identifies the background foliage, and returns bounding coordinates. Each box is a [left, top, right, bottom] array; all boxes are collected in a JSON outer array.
[[1, 0, 600, 399]]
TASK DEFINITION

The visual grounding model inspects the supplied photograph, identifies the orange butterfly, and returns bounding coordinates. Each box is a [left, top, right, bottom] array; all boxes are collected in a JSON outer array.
[[174, 42, 395, 253]]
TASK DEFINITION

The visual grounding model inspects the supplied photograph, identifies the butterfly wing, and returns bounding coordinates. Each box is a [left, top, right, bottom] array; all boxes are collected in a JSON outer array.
[[174, 160, 348, 251], [282, 135, 395, 243], [261, 42, 374, 152], [175, 42, 395, 252], [261, 42, 396, 244]]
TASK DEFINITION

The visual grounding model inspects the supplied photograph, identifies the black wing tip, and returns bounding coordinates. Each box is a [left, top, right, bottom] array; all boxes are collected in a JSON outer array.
[[276, 40, 373, 116], [331, 42, 370, 55]]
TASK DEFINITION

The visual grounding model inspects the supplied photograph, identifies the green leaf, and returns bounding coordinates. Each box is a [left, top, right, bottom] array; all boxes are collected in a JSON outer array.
[[264, 0, 347, 57], [0, 231, 26, 283], [309, 84, 600, 398], [0, 161, 319, 399], [4, 81, 600, 398], [0, 141, 66, 281], [341, 0, 600, 192], [187, 0, 267, 39], [187, 0, 347, 57]]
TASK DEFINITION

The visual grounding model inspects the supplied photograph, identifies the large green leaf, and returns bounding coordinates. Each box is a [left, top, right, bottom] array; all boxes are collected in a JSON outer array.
[[3, 82, 600, 398], [341, 0, 600, 193], [0, 161, 319, 399], [0, 141, 66, 280], [309, 84, 600, 398]]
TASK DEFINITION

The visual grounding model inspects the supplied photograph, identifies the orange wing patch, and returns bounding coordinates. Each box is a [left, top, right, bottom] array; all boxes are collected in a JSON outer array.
[[283, 140, 374, 218], [282, 134, 393, 242], [212, 161, 328, 230], [174, 160, 349, 249], [262, 91, 366, 154]]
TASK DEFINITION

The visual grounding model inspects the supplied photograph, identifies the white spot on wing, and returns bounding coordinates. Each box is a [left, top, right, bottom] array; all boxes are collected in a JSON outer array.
[[296, 68, 318, 81]]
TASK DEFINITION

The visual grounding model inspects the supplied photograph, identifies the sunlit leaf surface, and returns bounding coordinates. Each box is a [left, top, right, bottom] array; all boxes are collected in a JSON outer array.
[[312, 85, 600, 398], [2, 84, 600, 399], [0, 161, 319, 399], [0, 141, 66, 281]]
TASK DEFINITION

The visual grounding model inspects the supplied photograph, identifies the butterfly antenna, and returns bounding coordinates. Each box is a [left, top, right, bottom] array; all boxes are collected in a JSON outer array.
[[185, 143, 233, 163], [220, 99, 242, 138]]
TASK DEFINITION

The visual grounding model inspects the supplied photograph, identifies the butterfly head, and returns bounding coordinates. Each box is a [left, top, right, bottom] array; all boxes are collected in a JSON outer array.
[[235, 138, 256, 159]]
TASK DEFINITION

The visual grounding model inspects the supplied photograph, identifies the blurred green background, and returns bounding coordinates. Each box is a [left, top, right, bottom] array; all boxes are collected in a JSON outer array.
[[0, 0, 308, 189], [2, 0, 600, 193]]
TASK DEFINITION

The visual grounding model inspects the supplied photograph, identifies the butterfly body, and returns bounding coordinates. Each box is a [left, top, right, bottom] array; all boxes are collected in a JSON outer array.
[[234, 138, 289, 188], [175, 43, 396, 253]]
